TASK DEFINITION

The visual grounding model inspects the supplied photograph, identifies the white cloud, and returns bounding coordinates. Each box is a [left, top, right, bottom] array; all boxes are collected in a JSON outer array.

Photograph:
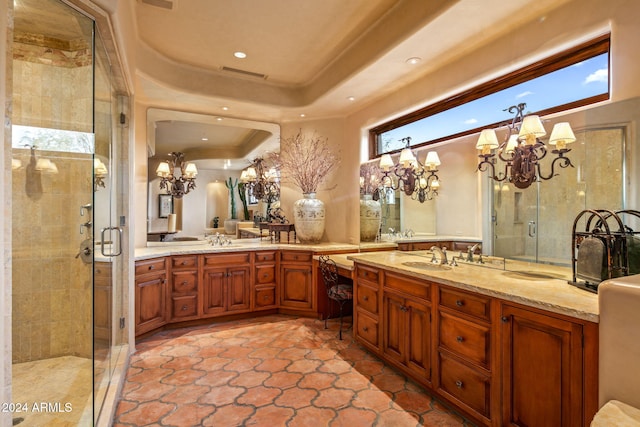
[[516, 91, 533, 99], [464, 118, 478, 125], [584, 68, 608, 84]]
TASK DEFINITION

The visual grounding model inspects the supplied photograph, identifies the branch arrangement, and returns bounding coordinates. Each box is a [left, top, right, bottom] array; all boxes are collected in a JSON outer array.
[[360, 162, 381, 196], [274, 130, 340, 194]]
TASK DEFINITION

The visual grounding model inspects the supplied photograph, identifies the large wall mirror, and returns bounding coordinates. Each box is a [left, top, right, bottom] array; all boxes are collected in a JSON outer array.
[[146, 109, 280, 242]]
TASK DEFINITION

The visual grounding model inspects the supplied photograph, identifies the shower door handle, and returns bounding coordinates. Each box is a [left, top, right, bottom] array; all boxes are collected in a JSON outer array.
[[101, 226, 123, 257], [528, 221, 536, 238]]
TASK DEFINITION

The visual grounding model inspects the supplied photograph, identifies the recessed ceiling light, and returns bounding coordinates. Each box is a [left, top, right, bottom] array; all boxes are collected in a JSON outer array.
[[300, 113, 306, 118], [216, 117, 223, 121], [201, 137, 208, 141], [347, 96, 356, 102], [222, 106, 229, 111], [234, 51, 247, 59], [406, 57, 422, 65]]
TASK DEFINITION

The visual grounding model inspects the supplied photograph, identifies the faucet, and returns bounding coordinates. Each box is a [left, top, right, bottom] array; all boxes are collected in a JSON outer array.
[[403, 228, 415, 238], [467, 243, 482, 262], [208, 232, 232, 247], [430, 246, 446, 265]]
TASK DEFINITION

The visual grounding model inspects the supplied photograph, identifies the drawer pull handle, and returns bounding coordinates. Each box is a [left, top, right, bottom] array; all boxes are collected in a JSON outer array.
[[181, 305, 188, 311], [455, 299, 464, 307], [363, 296, 369, 301], [182, 281, 188, 285], [400, 305, 408, 312], [149, 265, 155, 270], [363, 326, 369, 332], [263, 274, 269, 278], [456, 336, 464, 343], [455, 380, 463, 389], [501, 316, 509, 323]]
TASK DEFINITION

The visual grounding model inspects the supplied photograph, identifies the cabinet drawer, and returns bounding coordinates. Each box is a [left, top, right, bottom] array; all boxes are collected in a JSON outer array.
[[255, 286, 276, 308], [255, 265, 276, 284], [440, 287, 491, 321], [172, 255, 198, 269], [135, 258, 166, 275], [255, 251, 277, 263], [439, 312, 490, 367], [204, 253, 250, 266], [171, 295, 198, 319], [439, 352, 490, 418], [281, 251, 312, 263], [356, 312, 379, 348], [385, 272, 430, 301], [356, 283, 378, 315], [356, 265, 379, 284], [171, 271, 198, 293]]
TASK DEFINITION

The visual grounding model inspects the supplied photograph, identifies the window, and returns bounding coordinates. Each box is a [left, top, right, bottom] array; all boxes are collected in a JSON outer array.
[[12, 125, 95, 153], [370, 35, 610, 157]]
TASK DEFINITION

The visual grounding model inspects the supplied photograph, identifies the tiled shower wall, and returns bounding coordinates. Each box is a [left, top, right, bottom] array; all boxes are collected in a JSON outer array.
[[11, 39, 93, 362]]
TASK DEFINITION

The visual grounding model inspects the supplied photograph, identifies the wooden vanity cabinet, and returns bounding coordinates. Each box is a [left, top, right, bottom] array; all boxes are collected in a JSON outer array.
[[383, 272, 432, 382], [135, 257, 168, 336], [500, 303, 597, 427], [279, 251, 314, 314], [202, 253, 251, 316], [169, 255, 200, 321], [253, 251, 278, 310]]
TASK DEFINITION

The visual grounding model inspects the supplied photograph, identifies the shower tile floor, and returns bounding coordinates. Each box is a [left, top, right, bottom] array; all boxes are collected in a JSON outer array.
[[12, 355, 93, 426], [115, 315, 475, 426]]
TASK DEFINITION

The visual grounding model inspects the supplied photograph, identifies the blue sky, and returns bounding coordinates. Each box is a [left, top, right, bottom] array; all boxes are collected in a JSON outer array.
[[380, 53, 609, 152]]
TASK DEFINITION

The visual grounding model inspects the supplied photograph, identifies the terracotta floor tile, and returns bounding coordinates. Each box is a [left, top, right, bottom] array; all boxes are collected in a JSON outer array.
[[160, 384, 210, 404], [201, 403, 255, 427], [244, 405, 295, 427], [288, 406, 336, 427], [236, 385, 282, 407], [114, 316, 474, 427], [117, 401, 175, 426], [313, 388, 355, 409], [198, 384, 246, 406], [330, 406, 378, 427], [275, 387, 319, 408], [298, 371, 338, 390], [161, 402, 216, 426]]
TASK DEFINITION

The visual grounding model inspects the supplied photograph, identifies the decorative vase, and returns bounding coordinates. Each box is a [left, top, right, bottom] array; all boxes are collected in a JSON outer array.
[[360, 195, 381, 242], [293, 193, 325, 244], [224, 218, 240, 235]]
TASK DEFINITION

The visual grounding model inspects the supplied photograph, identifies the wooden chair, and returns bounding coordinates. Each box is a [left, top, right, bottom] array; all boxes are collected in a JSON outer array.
[[318, 255, 353, 340]]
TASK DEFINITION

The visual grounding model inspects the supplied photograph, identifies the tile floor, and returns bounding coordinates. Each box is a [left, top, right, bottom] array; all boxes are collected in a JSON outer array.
[[114, 315, 475, 427]]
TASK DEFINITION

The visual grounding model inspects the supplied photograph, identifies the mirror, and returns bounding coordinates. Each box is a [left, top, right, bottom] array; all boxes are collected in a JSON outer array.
[[146, 109, 280, 242]]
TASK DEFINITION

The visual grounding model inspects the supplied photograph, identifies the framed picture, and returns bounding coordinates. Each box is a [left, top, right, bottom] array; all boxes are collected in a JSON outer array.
[[159, 194, 173, 218], [248, 188, 259, 206]]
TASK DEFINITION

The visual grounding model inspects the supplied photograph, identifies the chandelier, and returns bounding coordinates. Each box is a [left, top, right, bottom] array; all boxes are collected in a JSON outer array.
[[378, 137, 441, 203], [476, 103, 576, 189], [155, 152, 198, 198], [239, 157, 280, 203]]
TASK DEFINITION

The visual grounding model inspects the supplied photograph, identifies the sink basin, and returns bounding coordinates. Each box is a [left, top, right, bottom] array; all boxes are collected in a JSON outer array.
[[402, 261, 452, 271], [501, 270, 565, 281]]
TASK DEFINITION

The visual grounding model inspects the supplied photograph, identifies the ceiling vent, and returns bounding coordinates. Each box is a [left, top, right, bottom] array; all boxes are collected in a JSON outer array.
[[221, 66, 267, 80], [139, 0, 174, 10]]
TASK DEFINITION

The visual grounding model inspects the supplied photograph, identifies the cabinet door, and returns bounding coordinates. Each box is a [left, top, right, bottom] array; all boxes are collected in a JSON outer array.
[[135, 273, 166, 335], [203, 268, 226, 315], [501, 304, 583, 427], [227, 266, 251, 312], [383, 292, 406, 365], [280, 264, 313, 309], [406, 298, 431, 380]]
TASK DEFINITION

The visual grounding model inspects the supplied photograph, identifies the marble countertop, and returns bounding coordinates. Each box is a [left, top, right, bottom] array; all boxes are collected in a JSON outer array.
[[135, 238, 361, 261], [346, 250, 599, 323]]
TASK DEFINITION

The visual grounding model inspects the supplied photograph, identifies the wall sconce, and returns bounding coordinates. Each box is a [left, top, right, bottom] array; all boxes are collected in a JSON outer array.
[[379, 137, 441, 203], [94, 158, 108, 191], [156, 151, 198, 198], [239, 157, 280, 202], [476, 103, 575, 189]]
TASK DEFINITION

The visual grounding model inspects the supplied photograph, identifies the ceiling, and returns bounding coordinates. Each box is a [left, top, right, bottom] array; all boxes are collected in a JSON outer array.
[[14, 0, 571, 169]]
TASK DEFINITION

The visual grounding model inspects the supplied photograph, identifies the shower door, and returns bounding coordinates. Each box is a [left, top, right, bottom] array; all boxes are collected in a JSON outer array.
[[93, 25, 127, 424], [492, 127, 625, 265]]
